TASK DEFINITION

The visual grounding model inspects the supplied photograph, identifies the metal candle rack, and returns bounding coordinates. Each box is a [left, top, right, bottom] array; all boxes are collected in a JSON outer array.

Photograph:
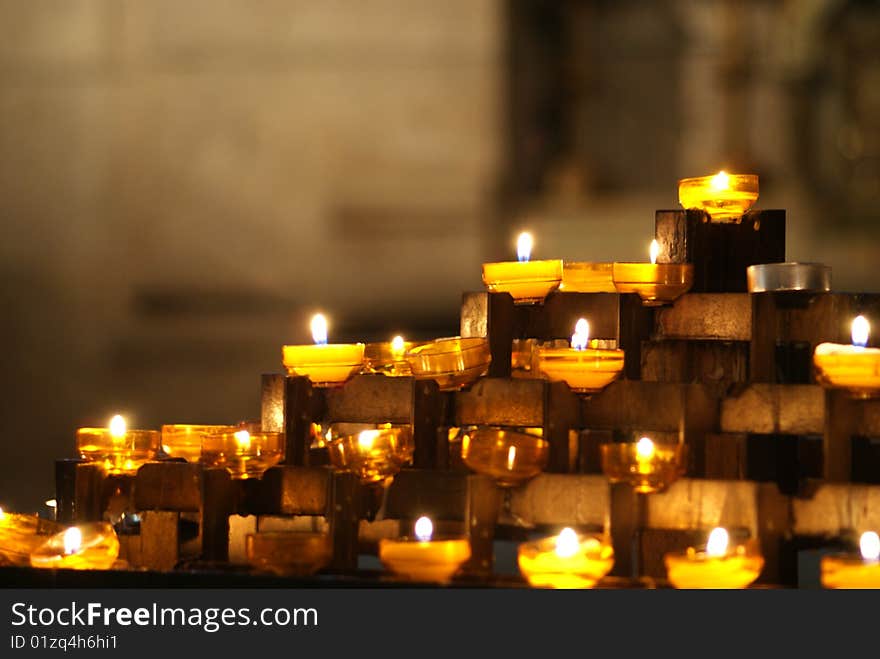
[[49, 205, 880, 587]]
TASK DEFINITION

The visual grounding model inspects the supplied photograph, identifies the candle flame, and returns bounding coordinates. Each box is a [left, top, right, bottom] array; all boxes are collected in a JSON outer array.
[[706, 527, 729, 557], [507, 446, 516, 471], [63, 527, 82, 555], [414, 516, 433, 542], [234, 430, 251, 451], [45, 499, 57, 509], [555, 527, 579, 559], [860, 531, 880, 561], [109, 415, 126, 438], [636, 437, 655, 460], [571, 318, 589, 351], [391, 335, 405, 354], [311, 313, 328, 346], [0, 507, 4, 520], [358, 429, 379, 451], [852, 315, 870, 348], [650, 239, 660, 265], [517, 232, 533, 263], [710, 171, 730, 191]]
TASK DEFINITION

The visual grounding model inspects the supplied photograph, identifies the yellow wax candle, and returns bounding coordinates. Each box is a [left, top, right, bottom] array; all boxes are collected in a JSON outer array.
[[30, 523, 120, 570], [537, 318, 624, 393], [678, 171, 759, 222], [612, 240, 693, 306], [325, 424, 414, 484], [482, 232, 563, 304], [201, 429, 283, 479], [76, 415, 160, 475], [379, 517, 471, 583], [161, 424, 239, 462], [600, 437, 686, 494], [518, 528, 614, 589], [282, 313, 365, 387], [665, 528, 764, 589], [821, 532, 880, 589], [0, 508, 61, 566], [814, 316, 880, 398]]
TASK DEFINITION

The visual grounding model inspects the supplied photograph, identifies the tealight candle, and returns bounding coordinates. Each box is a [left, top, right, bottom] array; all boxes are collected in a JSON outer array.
[[678, 171, 759, 222], [612, 240, 693, 305], [665, 527, 764, 589], [600, 436, 686, 493], [30, 523, 120, 570], [282, 313, 365, 387], [363, 335, 419, 376], [482, 232, 563, 304], [378, 516, 471, 583], [0, 508, 61, 566], [201, 429, 283, 479], [814, 316, 880, 398], [821, 531, 880, 589], [536, 318, 625, 393], [518, 528, 615, 589], [76, 415, 160, 475], [325, 424, 414, 484], [161, 424, 239, 462]]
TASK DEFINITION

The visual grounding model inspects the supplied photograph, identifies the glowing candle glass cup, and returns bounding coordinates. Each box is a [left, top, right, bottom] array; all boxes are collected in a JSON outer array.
[[325, 424, 414, 484], [821, 531, 880, 589], [0, 509, 61, 566], [518, 528, 614, 589], [559, 262, 616, 293], [76, 415, 160, 475], [482, 232, 563, 304], [814, 316, 880, 398], [379, 517, 471, 584], [600, 437, 686, 493], [405, 337, 490, 391], [161, 424, 239, 462], [678, 171, 759, 222], [282, 314, 365, 387], [536, 319, 624, 393], [363, 336, 419, 376], [664, 527, 764, 589], [246, 532, 333, 577], [612, 240, 693, 306], [30, 523, 120, 570], [461, 427, 548, 487], [201, 429, 283, 479]]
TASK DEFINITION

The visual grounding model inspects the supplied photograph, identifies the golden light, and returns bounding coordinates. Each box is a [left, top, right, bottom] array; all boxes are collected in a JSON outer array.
[[45, 499, 57, 509], [555, 527, 579, 559], [852, 315, 870, 348], [109, 415, 126, 439], [390, 335, 406, 358], [234, 430, 252, 451], [706, 527, 730, 557], [507, 445, 516, 471], [310, 313, 328, 346], [710, 171, 730, 191], [63, 527, 82, 556], [516, 232, 533, 263], [860, 531, 880, 561], [636, 437, 655, 460], [414, 516, 433, 542], [649, 239, 660, 265], [571, 318, 589, 351], [357, 429, 379, 452], [0, 507, 4, 520]]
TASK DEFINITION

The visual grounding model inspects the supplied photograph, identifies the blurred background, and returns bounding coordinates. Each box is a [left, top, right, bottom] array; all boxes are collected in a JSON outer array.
[[2, 0, 880, 510]]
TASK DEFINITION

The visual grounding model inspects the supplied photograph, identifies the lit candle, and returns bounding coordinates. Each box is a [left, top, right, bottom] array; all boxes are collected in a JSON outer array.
[[536, 318, 624, 393], [201, 429, 284, 479], [612, 240, 693, 306], [600, 437, 686, 493], [404, 336, 491, 391], [0, 508, 61, 566], [482, 231, 563, 304], [161, 424, 239, 462], [821, 531, 880, 589], [325, 424, 414, 484], [460, 427, 548, 487], [282, 313, 365, 387], [378, 516, 471, 583], [76, 415, 160, 475], [814, 315, 880, 398], [30, 522, 120, 570], [664, 527, 764, 589], [678, 171, 759, 222], [518, 528, 615, 589]]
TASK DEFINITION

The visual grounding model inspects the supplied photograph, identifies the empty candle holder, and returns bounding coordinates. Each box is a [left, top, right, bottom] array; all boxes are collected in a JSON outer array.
[[30, 522, 120, 570], [821, 531, 880, 589], [678, 172, 759, 222], [246, 532, 333, 577], [664, 527, 764, 589], [518, 528, 614, 589], [363, 336, 422, 377], [161, 424, 239, 462], [325, 424, 414, 484], [559, 262, 616, 293], [405, 337, 490, 391], [0, 509, 61, 566], [201, 429, 283, 479], [460, 427, 548, 487], [76, 416, 160, 475], [600, 437, 686, 494], [379, 517, 471, 584]]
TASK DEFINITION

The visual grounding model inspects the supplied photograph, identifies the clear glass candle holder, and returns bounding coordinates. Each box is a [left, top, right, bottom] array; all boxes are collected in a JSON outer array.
[[325, 424, 414, 484], [405, 337, 490, 391], [460, 427, 548, 487], [246, 532, 333, 577], [76, 428, 161, 475], [201, 429, 284, 479]]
